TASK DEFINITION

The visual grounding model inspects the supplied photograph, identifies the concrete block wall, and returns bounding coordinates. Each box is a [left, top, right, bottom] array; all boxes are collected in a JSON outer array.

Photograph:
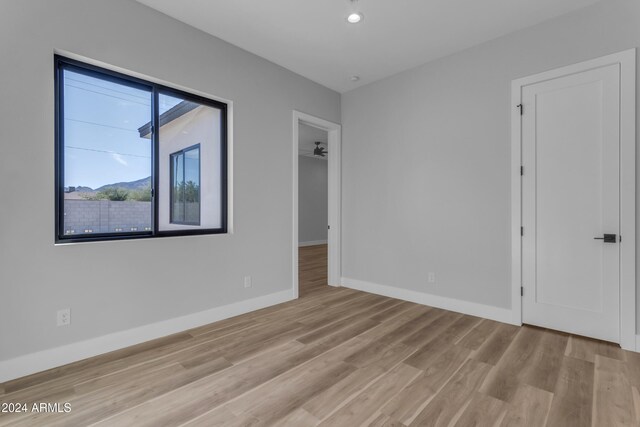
[[64, 200, 152, 235]]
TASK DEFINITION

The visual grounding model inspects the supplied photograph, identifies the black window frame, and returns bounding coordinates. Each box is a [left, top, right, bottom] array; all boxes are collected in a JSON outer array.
[[170, 144, 201, 226], [55, 55, 228, 243]]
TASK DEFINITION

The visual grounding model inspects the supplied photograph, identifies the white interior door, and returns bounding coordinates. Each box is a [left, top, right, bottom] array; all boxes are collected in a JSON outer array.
[[521, 63, 621, 343]]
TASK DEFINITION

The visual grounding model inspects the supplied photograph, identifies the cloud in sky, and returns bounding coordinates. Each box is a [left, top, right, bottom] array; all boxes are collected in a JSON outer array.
[[111, 153, 128, 166]]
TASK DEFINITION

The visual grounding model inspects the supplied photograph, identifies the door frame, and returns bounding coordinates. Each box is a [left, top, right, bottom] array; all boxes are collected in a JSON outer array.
[[511, 49, 636, 350], [293, 111, 342, 298]]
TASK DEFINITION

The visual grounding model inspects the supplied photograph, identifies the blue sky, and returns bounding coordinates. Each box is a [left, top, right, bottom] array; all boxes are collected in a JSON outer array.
[[63, 70, 182, 189]]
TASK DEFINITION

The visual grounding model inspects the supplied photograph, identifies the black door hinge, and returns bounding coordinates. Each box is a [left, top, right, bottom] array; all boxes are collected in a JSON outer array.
[[521, 226, 524, 236], [520, 166, 524, 176], [517, 104, 523, 115], [328, 225, 330, 230], [521, 286, 524, 296]]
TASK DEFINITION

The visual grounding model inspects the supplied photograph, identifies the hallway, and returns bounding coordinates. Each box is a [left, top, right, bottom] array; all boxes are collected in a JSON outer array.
[[299, 244, 328, 297]]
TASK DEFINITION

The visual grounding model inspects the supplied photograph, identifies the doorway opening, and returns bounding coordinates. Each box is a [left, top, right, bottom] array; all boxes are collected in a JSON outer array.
[[293, 111, 341, 299], [298, 124, 329, 296]]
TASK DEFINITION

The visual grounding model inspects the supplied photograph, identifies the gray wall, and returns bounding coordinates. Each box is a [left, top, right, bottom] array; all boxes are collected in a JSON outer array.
[[298, 156, 328, 244], [0, 0, 340, 360], [341, 0, 640, 328]]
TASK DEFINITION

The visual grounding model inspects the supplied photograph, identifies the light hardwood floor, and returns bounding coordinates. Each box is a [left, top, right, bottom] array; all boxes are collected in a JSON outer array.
[[1, 244, 639, 426]]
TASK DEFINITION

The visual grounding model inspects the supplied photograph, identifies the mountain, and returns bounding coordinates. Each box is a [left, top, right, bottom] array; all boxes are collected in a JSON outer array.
[[66, 176, 152, 193], [74, 186, 94, 192], [95, 176, 151, 192]]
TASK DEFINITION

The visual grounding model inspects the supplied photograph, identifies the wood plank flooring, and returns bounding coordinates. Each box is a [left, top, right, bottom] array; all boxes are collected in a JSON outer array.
[[1, 244, 639, 426]]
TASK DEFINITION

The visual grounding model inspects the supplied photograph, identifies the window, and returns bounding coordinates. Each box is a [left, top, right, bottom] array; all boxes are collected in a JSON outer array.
[[55, 56, 227, 242], [171, 145, 200, 225]]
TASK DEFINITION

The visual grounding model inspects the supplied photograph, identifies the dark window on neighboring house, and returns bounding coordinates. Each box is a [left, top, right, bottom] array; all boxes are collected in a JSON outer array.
[[170, 145, 201, 225], [55, 56, 227, 242]]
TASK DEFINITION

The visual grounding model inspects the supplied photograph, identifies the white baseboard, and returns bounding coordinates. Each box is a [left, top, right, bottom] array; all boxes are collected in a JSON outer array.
[[341, 277, 516, 325], [636, 335, 640, 352], [299, 240, 328, 247], [0, 290, 294, 384]]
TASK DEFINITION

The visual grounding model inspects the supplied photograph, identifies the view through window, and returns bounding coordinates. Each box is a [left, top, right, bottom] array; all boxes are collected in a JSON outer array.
[[56, 57, 227, 241]]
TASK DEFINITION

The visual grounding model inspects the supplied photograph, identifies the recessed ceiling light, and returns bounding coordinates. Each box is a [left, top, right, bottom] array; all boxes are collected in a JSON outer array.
[[347, 12, 363, 24], [351, 75, 360, 82]]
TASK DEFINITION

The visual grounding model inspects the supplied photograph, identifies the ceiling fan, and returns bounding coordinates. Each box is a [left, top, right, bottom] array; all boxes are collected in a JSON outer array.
[[313, 141, 328, 157]]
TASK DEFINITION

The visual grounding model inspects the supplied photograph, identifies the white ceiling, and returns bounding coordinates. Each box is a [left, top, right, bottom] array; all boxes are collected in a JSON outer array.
[[299, 123, 328, 160], [136, 0, 601, 93]]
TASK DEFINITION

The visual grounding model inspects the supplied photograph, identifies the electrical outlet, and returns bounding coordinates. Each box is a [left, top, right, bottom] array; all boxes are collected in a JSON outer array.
[[428, 272, 436, 284], [57, 308, 71, 326], [244, 276, 252, 288]]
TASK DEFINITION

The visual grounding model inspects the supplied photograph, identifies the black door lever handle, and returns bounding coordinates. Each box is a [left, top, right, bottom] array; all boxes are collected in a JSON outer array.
[[594, 234, 617, 243]]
